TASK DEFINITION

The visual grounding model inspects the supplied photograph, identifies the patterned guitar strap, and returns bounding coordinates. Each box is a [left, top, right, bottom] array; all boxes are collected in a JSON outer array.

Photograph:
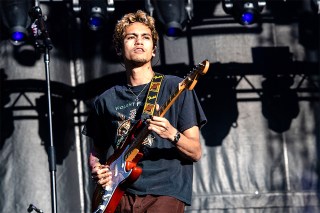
[[139, 72, 164, 146], [142, 72, 164, 117]]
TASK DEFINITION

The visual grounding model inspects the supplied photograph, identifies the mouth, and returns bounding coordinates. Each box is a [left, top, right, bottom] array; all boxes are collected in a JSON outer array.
[[133, 47, 145, 53]]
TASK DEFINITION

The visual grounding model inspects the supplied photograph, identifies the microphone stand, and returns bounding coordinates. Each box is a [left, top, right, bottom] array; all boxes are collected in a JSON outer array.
[[44, 42, 58, 213], [29, 6, 57, 213]]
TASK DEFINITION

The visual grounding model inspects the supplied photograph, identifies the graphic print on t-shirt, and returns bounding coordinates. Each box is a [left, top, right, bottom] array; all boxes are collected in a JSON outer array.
[[115, 105, 155, 150]]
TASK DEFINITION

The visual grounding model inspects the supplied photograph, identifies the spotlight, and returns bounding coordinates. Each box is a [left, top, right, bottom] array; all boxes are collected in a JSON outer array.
[[222, 0, 266, 25], [146, 0, 193, 38], [261, 76, 299, 133], [81, 0, 114, 31], [166, 22, 183, 37], [88, 6, 105, 31], [0, 0, 32, 45], [10, 26, 27, 45]]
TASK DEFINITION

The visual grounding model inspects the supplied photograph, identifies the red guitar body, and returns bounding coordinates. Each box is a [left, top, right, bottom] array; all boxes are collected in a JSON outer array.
[[92, 120, 146, 213]]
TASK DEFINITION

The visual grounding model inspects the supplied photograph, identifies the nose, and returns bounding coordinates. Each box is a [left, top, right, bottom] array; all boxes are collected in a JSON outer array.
[[135, 36, 143, 45]]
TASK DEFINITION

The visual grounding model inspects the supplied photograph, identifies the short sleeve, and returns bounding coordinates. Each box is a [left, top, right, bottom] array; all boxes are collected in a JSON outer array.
[[82, 103, 111, 151], [177, 89, 207, 132]]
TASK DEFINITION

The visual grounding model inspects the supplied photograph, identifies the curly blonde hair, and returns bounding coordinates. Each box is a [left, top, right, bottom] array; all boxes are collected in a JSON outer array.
[[113, 10, 159, 54]]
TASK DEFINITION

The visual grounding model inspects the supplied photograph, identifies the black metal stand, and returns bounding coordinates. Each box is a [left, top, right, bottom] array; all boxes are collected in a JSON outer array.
[[43, 45, 57, 213], [29, 6, 57, 213]]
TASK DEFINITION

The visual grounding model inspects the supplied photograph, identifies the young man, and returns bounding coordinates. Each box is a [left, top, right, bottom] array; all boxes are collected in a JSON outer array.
[[82, 10, 206, 213]]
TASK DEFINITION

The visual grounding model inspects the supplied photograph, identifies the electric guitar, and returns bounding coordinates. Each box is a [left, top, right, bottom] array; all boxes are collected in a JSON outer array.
[[92, 59, 210, 213]]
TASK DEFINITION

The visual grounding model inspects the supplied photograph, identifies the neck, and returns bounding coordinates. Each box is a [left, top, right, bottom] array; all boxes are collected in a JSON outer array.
[[126, 62, 154, 86]]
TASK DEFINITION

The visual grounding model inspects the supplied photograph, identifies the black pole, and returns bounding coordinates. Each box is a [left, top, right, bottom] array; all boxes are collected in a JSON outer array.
[[29, 6, 57, 213], [44, 46, 57, 213]]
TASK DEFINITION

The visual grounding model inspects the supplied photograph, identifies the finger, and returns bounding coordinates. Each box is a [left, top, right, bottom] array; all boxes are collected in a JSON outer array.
[[99, 173, 113, 186], [101, 165, 111, 170], [161, 127, 168, 132], [96, 167, 110, 175], [99, 177, 110, 185], [92, 163, 105, 171], [152, 119, 170, 130], [149, 120, 167, 130], [102, 180, 113, 188], [91, 163, 101, 170], [149, 121, 169, 132], [97, 171, 112, 180], [151, 115, 164, 122], [97, 169, 112, 177], [148, 123, 164, 131]]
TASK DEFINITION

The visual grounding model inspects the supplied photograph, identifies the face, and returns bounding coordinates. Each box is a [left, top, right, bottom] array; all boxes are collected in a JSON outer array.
[[122, 22, 155, 65]]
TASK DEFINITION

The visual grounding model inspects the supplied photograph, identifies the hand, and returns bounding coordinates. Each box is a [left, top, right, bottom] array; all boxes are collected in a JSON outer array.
[[91, 164, 113, 189], [147, 115, 176, 141], [89, 153, 112, 188]]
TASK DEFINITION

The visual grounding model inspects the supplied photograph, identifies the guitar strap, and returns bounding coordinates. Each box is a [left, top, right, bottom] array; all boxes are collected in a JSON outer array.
[[142, 72, 164, 117]]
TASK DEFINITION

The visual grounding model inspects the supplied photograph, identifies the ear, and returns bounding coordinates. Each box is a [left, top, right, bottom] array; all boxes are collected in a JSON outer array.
[[152, 46, 156, 57]]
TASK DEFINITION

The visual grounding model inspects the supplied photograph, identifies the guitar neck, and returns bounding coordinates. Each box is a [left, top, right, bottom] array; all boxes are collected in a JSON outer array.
[[156, 84, 184, 117]]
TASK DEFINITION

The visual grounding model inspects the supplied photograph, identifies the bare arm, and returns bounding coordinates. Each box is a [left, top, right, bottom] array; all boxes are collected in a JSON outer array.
[[89, 145, 112, 188], [147, 116, 202, 162]]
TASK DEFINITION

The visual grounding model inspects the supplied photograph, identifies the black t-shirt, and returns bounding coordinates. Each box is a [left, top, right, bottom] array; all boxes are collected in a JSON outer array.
[[82, 75, 207, 205]]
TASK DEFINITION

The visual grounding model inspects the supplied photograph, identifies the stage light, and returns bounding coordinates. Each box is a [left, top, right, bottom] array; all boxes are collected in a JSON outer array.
[[166, 22, 183, 37], [10, 26, 27, 44], [81, 0, 114, 31], [88, 7, 105, 31], [222, 0, 266, 25], [146, 0, 193, 38], [261, 76, 299, 133], [0, 0, 32, 45]]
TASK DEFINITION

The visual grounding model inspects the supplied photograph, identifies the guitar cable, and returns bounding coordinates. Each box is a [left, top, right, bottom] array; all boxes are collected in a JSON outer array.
[[27, 204, 44, 213]]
